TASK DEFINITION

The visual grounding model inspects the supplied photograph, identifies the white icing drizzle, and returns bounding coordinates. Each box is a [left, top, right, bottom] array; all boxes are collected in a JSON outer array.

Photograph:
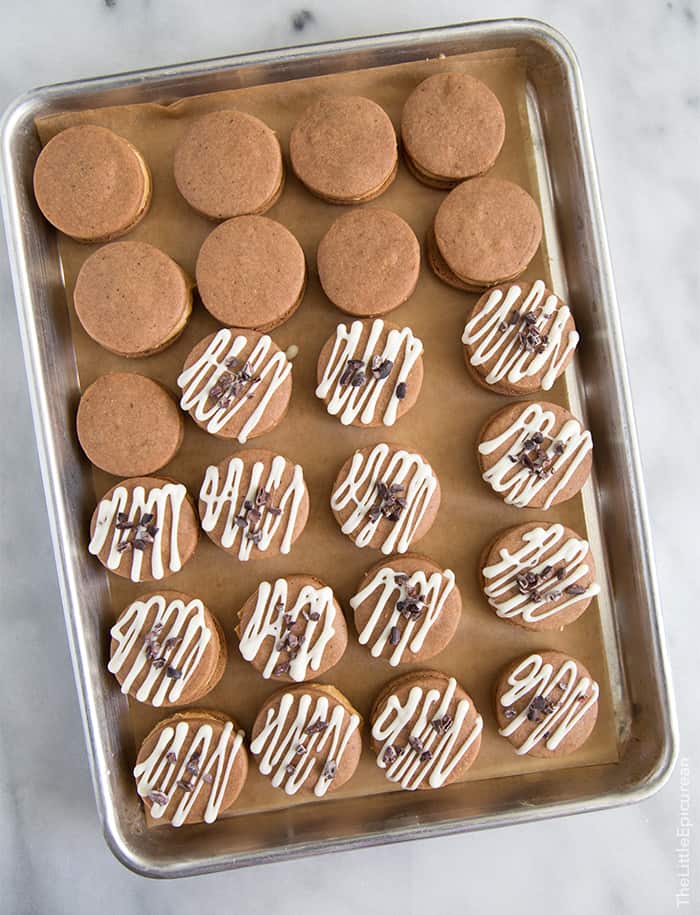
[[372, 677, 482, 790], [88, 481, 188, 582], [108, 594, 212, 706], [478, 402, 592, 509], [239, 578, 337, 681], [331, 443, 437, 555], [350, 566, 456, 666], [250, 693, 360, 797], [462, 281, 578, 391], [177, 328, 292, 441], [483, 523, 601, 624], [315, 319, 423, 426], [134, 719, 244, 827], [498, 653, 599, 755], [199, 455, 306, 561]]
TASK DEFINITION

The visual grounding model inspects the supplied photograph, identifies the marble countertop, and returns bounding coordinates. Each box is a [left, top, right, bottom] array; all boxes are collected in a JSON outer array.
[[0, 1, 696, 912]]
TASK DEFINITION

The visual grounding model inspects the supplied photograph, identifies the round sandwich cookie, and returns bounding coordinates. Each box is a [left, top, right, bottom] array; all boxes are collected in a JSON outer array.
[[401, 72, 506, 188], [199, 449, 309, 561], [88, 476, 199, 583], [196, 215, 306, 331], [462, 280, 579, 395], [350, 554, 461, 667], [77, 373, 184, 477], [330, 442, 440, 555], [289, 96, 398, 204], [236, 575, 347, 682], [174, 109, 284, 220], [479, 521, 601, 632], [33, 124, 152, 243], [177, 327, 293, 443], [477, 400, 593, 510], [134, 709, 248, 827], [315, 318, 424, 428], [73, 241, 193, 357], [370, 669, 483, 791], [316, 208, 420, 316], [494, 650, 599, 758], [249, 683, 362, 797], [108, 590, 226, 707], [429, 177, 543, 291]]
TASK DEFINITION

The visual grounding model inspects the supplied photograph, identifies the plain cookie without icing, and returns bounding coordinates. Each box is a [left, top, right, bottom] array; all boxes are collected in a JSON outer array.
[[174, 110, 284, 219], [33, 124, 151, 242]]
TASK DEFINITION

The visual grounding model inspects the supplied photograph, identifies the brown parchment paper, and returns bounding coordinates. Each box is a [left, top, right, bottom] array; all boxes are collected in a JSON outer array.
[[35, 48, 619, 826]]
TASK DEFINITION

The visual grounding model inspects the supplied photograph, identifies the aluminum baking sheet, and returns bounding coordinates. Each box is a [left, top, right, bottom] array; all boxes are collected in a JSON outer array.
[[0, 19, 677, 877]]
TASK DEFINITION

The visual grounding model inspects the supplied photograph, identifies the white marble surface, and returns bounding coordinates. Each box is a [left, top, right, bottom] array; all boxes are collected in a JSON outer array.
[[0, 1, 697, 912]]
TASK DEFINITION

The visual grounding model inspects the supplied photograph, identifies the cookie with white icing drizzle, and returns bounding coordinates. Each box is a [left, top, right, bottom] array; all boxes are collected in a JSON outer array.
[[178, 328, 293, 442], [198, 449, 309, 561], [236, 574, 347, 682], [462, 281, 579, 395], [477, 400, 593, 509], [134, 709, 248, 827], [494, 650, 599, 757], [250, 683, 362, 797], [480, 522, 601, 631], [350, 553, 460, 666], [89, 476, 199, 582], [330, 442, 441, 554], [370, 670, 482, 790], [109, 590, 226, 707], [315, 318, 424, 428]]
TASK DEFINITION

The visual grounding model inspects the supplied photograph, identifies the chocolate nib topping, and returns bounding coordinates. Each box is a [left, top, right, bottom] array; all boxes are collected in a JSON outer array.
[[322, 759, 337, 780], [389, 625, 401, 646], [201, 772, 214, 784], [497, 306, 552, 354], [431, 714, 453, 735], [508, 432, 567, 482], [368, 481, 407, 525], [514, 564, 568, 604], [526, 694, 558, 722], [209, 357, 261, 408], [504, 707, 517, 720], [115, 511, 158, 553], [339, 355, 394, 389], [234, 488, 281, 545], [177, 779, 194, 793], [305, 718, 329, 736], [408, 735, 424, 754], [165, 751, 178, 765], [395, 382, 407, 400], [148, 790, 169, 806], [382, 745, 398, 766], [565, 584, 587, 596]]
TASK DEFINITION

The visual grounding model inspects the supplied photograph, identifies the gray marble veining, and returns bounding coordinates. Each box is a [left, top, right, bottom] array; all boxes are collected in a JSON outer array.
[[0, 2, 697, 912]]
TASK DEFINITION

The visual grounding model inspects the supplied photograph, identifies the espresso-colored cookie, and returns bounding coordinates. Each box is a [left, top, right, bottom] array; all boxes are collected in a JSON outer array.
[[196, 216, 306, 330], [33, 125, 152, 243], [178, 327, 293, 442], [316, 208, 420, 316], [315, 318, 424, 428], [134, 709, 248, 826], [462, 280, 579, 395], [330, 442, 440, 554], [350, 553, 460, 666], [431, 178, 542, 290], [88, 476, 199, 582], [77, 373, 183, 476], [290, 96, 398, 204], [108, 590, 226, 706], [236, 574, 347, 682], [401, 72, 505, 188], [479, 522, 601, 632], [174, 110, 284, 219], [494, 650, 599, 758], [73, 241, 192, 357], [199, 449, 309, 561], [477, 401, 593, 509], [250, 683, 362, 797], [370, 669, 482, 790]]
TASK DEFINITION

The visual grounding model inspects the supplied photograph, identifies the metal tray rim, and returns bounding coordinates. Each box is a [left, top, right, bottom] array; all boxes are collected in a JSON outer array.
[[0, 17, 678, 879]]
